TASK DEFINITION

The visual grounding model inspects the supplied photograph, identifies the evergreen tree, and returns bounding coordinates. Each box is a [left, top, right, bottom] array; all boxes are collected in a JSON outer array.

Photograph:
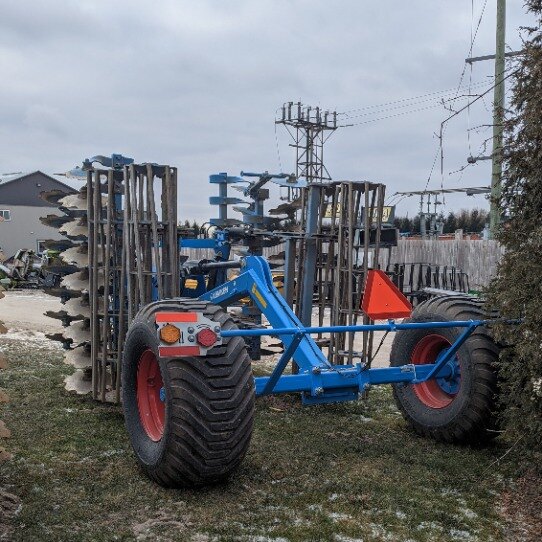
[[487, 2, 542, 465]]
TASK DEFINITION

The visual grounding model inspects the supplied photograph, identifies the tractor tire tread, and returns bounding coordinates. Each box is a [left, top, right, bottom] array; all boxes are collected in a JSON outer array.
[[391, 294, 500, 445], [122, 298, 254, 488]]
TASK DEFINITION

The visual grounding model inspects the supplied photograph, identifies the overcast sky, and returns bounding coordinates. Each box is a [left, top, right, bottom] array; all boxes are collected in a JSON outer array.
[[0, 1, 533, 222]]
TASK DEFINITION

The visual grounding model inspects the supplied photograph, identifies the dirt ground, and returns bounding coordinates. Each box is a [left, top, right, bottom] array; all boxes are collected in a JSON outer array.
[[0, 289, 63, 338], [0, 289, 393, 367]]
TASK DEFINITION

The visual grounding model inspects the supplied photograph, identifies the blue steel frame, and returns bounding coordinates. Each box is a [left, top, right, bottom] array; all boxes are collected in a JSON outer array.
[[200, 256, 485, 405], [178, 231, 232, 298]]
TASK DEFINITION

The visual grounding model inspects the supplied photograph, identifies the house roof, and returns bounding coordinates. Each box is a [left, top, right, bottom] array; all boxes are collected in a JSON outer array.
[[0, 170, 76, 193], [0, 170, 78, 207]]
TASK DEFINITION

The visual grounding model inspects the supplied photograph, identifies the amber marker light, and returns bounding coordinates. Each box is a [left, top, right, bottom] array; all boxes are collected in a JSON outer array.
[[159, 324, 181, 344]]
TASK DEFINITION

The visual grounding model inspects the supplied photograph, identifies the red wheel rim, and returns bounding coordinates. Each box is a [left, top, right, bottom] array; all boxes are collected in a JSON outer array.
[[136, 350, 165, 441], [411, 334, 460, 409]]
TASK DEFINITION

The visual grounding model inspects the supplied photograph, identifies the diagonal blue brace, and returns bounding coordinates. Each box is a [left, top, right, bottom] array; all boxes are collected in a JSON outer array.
[[261, 332, 304, 396], [412, 322, 478, 384]]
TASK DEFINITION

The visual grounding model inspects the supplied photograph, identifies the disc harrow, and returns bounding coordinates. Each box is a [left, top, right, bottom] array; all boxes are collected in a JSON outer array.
[[41, 160, 180, 402], [40, 182, 95, 397]]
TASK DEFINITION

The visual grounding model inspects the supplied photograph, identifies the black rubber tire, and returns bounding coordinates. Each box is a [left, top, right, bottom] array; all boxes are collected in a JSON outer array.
[[391, 295, 500, 445], [121, 298, 255, 488]]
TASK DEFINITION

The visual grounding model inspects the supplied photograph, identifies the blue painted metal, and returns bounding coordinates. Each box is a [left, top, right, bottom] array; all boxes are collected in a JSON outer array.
[[414, 325, 475, 384], [199, 255, 488, 405], [82, 154, 134, 170], [261, 332, 304, 395], [209, 172, 245, 227], [177, 232, 232, 298], [220, 319, 483, 337]]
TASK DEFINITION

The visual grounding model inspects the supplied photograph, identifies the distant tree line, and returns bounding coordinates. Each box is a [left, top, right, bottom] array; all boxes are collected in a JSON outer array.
[[393, 208, 489, 234], [180, 220, 201, 237]]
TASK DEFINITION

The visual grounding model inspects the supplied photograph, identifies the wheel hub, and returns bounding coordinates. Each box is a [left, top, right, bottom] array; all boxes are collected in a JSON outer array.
[[411, 334, 461, 409], [136, 350, 165, 441]]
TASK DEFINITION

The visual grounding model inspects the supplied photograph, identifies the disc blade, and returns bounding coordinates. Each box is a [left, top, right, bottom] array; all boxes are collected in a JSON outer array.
[[59, 217, 87, 239], [63, 320, 91, 346], [64, 346, 91, 369], [59, 245, 89, 267], [40, 189, 70, 206], [64, 370, 92, 394], [59, 193, 87, 211], [40, 214, 71, 229]]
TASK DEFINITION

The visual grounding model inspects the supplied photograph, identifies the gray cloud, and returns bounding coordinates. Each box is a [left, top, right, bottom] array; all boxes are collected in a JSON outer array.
[[0, 0, 532, 221]]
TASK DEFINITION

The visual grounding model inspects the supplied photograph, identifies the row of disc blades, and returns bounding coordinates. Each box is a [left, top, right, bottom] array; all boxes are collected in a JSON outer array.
[[0, 285, 12, 462], [40, 186, 98, 397]]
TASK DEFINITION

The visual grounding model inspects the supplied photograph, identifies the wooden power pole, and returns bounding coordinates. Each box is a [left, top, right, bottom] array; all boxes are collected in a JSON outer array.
[[489, 0, 506, 239]]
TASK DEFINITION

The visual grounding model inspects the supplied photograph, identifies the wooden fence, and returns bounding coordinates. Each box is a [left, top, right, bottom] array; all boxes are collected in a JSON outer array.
[[383, 239, 504, 289], [180, 239, 504, 291]]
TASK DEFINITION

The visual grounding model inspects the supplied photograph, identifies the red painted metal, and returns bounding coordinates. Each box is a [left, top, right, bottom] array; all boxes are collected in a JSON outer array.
[[158, 345, 201, 357], [411, 334, 458, 409], [155, 312, 198, 323], [136, 350, 165, 441], [196, 328, 217, 347], [361, 270, 412, 320]]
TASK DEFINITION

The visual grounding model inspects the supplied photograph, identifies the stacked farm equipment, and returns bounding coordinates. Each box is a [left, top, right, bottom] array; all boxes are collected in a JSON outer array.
[[0, 248, 63, 290], [35, 152, 506, 490]]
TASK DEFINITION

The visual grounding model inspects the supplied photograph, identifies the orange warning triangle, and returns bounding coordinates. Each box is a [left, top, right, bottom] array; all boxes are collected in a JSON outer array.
[[361, 270, 412, 320]]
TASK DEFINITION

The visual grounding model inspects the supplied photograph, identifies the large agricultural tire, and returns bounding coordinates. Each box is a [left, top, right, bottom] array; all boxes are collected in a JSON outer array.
[[391, 295, 500, 445], [121, 298, 255, 488]]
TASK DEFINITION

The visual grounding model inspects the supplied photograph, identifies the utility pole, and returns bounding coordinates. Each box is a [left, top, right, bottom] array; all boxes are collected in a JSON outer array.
[[419, 194, 427, 239], [489, 0, 506, 239]]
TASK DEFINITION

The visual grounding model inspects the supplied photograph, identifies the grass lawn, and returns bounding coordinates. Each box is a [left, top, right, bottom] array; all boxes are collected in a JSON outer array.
[[0, 337, 535, 542]]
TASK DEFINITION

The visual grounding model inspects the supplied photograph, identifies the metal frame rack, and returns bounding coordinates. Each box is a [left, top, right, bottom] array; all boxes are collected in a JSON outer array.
[[87, 164, 179, 402]]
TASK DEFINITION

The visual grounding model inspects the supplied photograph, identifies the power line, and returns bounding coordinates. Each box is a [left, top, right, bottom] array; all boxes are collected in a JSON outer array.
[[339, 84, 488, 123], [338, 102, 447, 128], [338, 80, 488, 118], [273, 108, 283, 172], [425, 0, 489, 196]]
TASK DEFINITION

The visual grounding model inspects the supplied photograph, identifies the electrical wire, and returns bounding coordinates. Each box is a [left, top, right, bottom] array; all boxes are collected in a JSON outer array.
[[273, 107, 284, 173], [467, 0, 475, 157], [442, 0, 489, 194], [339, 82, 488, 122], [338, 101, 449, 128], [338, 81, 488, 116], [427, 0, 489, 197]]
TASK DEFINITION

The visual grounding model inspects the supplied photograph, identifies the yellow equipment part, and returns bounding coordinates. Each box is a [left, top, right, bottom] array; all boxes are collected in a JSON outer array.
[[229, 272, 284, 304]]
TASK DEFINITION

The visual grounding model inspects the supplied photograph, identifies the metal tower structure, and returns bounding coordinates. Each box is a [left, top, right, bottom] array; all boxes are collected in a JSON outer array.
[[276, 102, 338, 330], [276, 102, 338, 185]]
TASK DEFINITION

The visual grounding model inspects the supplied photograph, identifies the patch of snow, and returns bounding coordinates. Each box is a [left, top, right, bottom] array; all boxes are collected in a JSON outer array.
[[328, 512, 352, 522], [333, 535, 364, 542], [417, 521, 444, 532], [462, 508, 478, 520], [449, 528, 476, 541]]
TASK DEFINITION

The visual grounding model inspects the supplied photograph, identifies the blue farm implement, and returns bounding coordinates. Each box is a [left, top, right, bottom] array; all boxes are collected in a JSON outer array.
[[121, 255, 503, 488], [41, 155, 505, 488]]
